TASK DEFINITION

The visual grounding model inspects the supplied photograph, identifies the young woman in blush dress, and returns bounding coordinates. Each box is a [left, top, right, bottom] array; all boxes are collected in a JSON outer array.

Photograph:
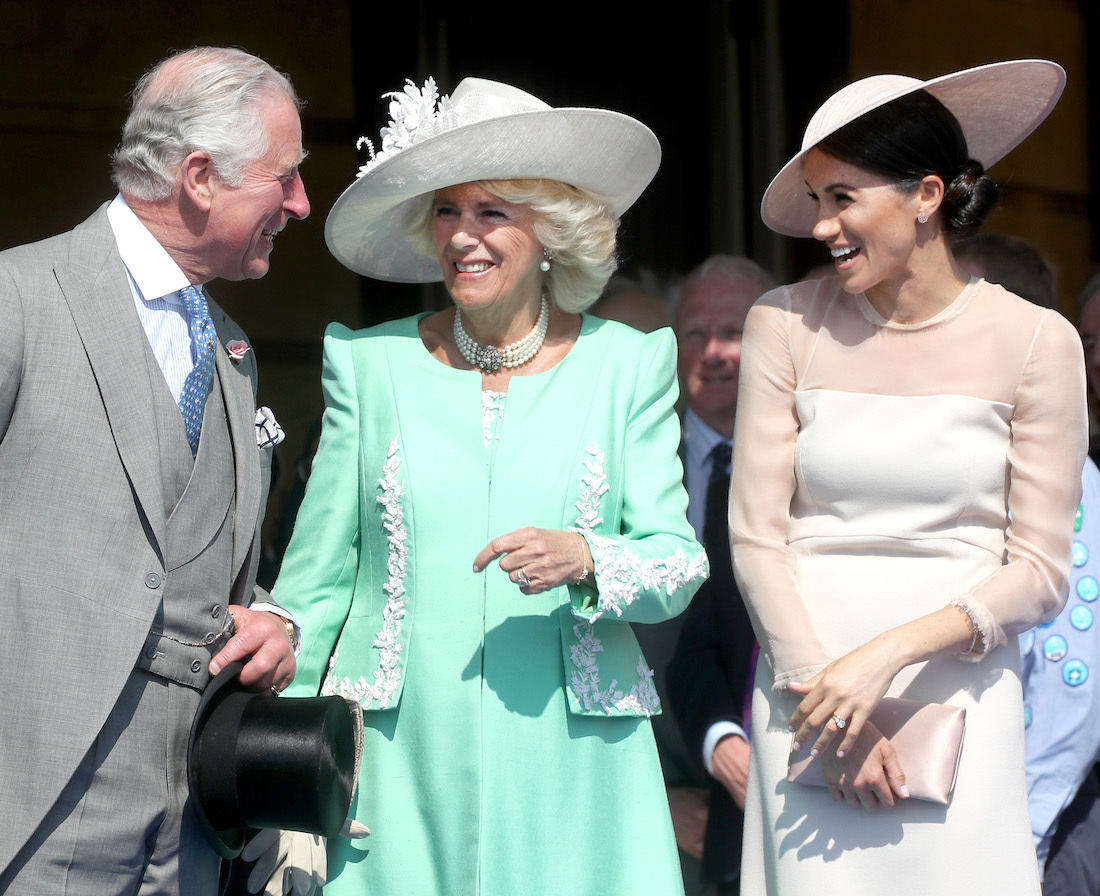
[[731, 60, 1085, 895]]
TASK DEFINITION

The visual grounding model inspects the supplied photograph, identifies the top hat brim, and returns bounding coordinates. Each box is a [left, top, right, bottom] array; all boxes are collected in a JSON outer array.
[[760, 59, 1066, 237], [187, 661, 249, 859]]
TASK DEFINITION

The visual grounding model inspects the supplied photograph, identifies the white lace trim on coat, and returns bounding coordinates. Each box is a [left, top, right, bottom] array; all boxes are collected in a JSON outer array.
[[481, 390, 506, 451], [569, 623, 661, 716], [570, 443, 707, 623], [565, 442, 679, 717], [321, 436, 410, 709]]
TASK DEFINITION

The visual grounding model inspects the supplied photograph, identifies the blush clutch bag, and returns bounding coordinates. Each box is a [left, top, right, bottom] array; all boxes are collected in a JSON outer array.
[[786, 697, 966, 805]]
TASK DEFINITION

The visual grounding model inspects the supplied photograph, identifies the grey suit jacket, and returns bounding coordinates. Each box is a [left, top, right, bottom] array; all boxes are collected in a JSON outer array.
[[0, 204, 272, 872]]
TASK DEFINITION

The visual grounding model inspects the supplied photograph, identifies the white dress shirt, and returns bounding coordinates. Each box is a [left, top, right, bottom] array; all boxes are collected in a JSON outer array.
[[106, 194, 197, 402]]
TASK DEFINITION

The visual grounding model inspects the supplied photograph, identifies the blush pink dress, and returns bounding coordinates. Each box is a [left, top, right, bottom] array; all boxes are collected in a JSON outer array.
[[731, 276, 1086, 894]]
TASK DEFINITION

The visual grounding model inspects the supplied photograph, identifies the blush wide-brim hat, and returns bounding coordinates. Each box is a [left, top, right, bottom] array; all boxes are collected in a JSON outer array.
[[761, 59, 1066, 237], [324, 77, 661, 281]]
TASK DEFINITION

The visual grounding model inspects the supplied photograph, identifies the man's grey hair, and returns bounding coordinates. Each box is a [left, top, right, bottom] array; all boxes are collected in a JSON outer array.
[[671, 254, 777, 312], [111, 47, 301, 201]]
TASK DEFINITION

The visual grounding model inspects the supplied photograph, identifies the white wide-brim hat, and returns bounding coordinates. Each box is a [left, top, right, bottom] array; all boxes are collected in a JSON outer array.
[[761, 59, 1066, 237], [325, 77, 662, 281]]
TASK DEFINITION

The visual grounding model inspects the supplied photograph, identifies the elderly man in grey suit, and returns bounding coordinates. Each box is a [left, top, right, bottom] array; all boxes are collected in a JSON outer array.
[[0, 46, 309, 894]]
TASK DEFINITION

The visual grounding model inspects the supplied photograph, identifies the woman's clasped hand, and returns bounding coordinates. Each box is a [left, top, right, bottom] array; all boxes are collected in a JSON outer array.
[[787, 636, 910, 809]]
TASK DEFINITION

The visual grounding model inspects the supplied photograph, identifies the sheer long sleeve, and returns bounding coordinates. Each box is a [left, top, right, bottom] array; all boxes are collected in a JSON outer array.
[[952, 308, 1086, 655], [729, 294, 832, 689]]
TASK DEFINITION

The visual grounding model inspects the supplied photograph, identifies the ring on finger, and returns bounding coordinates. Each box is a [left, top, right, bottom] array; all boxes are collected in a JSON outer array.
[[517, 569, 531, 588], [830, 713, 847, 729]]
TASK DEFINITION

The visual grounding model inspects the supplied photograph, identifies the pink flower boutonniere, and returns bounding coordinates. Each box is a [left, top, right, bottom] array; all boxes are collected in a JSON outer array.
[[226, 339, 251, 363]]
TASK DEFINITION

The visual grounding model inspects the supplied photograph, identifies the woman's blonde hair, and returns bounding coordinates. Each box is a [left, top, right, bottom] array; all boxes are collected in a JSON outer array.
[[404, 179, 620, 313]]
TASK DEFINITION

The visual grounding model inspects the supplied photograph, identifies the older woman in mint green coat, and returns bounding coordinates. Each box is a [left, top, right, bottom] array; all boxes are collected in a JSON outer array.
[[268, 76, 706, 896]]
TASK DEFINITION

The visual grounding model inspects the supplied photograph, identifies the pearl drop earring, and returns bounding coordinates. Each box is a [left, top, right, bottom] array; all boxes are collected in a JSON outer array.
[[539, 248, 551, 272]]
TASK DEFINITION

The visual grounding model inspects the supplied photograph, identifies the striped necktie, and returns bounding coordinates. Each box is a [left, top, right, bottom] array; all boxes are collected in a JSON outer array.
[[177, 285, 217, 457]]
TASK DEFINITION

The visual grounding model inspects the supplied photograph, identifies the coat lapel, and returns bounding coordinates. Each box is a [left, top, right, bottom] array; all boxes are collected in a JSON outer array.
[[56, 206, 262, 581], [209, 299, 261, 574], [55, 207, 168, 558]]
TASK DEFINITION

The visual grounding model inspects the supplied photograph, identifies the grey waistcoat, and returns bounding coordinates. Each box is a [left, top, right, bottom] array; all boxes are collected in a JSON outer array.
[[134, 349, 238, 691]]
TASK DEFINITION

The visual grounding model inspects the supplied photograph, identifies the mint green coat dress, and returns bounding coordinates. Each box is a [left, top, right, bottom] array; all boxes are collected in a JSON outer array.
[[274, 314, 707, 895]]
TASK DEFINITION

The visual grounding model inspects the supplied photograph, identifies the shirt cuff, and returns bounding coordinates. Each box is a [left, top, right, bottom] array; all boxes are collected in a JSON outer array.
[[250, 601, 302, 657], [703, 721, 749, 775], [1035, 830, 1053, 883]]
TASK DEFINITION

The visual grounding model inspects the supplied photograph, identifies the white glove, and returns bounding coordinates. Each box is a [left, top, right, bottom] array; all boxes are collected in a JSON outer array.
[[242, 821, 370, 896], [243, 828, 325, 896]]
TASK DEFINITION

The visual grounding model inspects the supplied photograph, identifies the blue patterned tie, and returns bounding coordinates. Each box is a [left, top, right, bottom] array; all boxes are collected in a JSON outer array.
[[177, 285, 217, 457]]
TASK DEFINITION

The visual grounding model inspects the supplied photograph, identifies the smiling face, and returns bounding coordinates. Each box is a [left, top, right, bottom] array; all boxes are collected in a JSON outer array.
[[675, 273, 761, 437], [203, 94, 310, 281], [431, 182, 545, 323], [804, 147, 923, 307]]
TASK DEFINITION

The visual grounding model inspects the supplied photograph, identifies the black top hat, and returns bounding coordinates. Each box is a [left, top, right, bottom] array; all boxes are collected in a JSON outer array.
[[187, 662, 363, 859]]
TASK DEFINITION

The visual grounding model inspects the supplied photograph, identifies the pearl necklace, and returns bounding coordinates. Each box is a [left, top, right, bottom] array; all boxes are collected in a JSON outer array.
[[453, 295, 550, 373]]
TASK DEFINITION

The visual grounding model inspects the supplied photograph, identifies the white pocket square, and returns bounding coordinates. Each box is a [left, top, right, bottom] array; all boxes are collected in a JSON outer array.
[[255, 406, 285, 448]]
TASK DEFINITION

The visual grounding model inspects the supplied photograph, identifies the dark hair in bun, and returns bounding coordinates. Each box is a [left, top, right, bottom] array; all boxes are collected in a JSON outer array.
[[816, 89, 998, 238]]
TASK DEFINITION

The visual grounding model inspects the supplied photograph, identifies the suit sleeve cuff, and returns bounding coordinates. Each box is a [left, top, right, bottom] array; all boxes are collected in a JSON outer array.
[[703, 721, 749, 775]]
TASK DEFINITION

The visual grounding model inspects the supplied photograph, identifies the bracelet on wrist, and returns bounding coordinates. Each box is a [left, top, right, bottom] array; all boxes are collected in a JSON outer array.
[[574, 534, 591, 586], [950, 601, 981, 656]]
